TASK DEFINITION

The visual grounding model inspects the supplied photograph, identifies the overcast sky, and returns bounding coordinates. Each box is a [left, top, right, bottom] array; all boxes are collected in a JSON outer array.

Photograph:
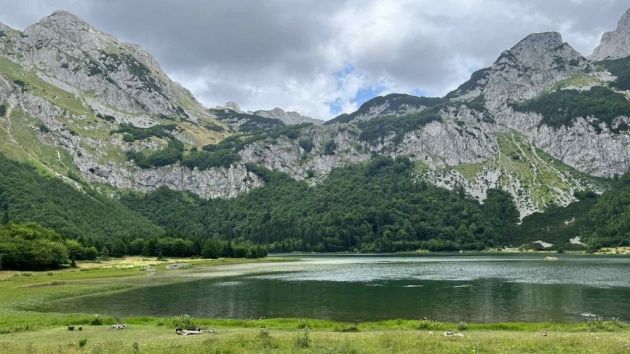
[[0, 0, 628, 119]]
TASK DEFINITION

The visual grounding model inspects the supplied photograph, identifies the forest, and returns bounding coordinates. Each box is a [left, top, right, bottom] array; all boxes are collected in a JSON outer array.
[[1, 152, 629, 270], [121, 156, 520, 253]]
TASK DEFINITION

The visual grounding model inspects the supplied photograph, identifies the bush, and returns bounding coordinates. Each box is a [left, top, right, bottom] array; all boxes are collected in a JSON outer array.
[[78, 339, 87, 347], [126, 140, 184, 168], [323, 140, 337, 155], [172, 315, 196, 329], [298, 138, 314, 153], [257, 329, 277, 349], [585, 318, 625, 332], [358, 108, 442, 143], [295, 328, 311, 348], [204, 123, 225, 132], [0, 104, 6, 117], [113, 123, 178, 142], [417, 318, 442, 330], [90, 315, 103, 326], [181, 149, 240, 170], [457, 321, 468, 331]]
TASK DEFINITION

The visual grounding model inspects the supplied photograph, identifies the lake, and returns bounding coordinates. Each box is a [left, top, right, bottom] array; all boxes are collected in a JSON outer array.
[[43, 255, 630, 322]]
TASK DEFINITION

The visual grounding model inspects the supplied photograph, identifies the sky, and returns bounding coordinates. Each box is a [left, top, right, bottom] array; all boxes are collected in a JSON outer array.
[[0, 0, 628, 120]]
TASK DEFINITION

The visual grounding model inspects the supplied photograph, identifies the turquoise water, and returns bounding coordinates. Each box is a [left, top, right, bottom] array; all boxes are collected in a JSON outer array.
[[44, 255, 630, 322]]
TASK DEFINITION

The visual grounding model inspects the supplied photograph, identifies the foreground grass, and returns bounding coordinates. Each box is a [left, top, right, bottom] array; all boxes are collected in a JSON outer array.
[[1, 325, 629, 354], [0, 257, 628, 353]]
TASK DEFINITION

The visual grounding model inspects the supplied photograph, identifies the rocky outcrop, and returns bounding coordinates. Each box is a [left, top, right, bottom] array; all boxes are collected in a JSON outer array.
[[591, 8, 630, 61], [239, 125, 370, 180], [79, 159, 264, 199]]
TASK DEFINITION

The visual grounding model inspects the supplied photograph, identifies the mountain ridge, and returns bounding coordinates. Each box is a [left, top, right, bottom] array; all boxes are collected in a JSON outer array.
[[0, 9, 628, 221]]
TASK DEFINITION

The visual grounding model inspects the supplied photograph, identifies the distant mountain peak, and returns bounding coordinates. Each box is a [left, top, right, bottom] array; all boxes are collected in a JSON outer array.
[[591, 8, 630, 60], [254, 107, 321, 125]]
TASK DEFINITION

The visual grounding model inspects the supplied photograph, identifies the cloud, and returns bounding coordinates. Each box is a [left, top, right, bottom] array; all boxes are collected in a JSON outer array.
[[0, 0, 628, 119]]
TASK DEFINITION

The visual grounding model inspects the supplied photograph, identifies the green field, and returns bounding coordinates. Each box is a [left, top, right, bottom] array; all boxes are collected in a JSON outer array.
[[0, 257, 628, 353]]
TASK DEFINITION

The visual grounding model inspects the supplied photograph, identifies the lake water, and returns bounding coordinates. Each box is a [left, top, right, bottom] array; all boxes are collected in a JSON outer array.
[[44, 255, 630, 322]]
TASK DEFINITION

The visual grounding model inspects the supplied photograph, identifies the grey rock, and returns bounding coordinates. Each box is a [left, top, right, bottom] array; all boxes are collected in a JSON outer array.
[[591, 8, 630, 61]]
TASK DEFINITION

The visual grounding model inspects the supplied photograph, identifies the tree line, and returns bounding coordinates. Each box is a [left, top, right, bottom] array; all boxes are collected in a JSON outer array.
[[122, 156, 520, 253]]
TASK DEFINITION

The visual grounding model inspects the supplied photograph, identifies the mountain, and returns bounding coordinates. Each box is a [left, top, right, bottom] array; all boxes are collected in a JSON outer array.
[[254, 107, 322, 125], [591, 8, 630, 60], [0, 10, 629, 251], [326, 94, 443, 125]]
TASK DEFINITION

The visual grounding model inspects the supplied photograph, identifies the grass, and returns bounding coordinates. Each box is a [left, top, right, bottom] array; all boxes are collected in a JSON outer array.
[[0, 257, 628, 353], [1, 326, 629, 354], [0, 107, 79, 178], [0, 56, 91, 116], [546, 72, 603, 92]]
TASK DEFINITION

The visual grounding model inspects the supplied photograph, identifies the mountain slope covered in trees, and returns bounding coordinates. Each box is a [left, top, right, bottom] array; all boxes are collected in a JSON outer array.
[[0, 9, 629, 262]]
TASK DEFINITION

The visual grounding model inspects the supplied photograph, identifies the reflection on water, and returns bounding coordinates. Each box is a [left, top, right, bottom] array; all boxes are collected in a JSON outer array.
[[43, 255, 630, 322]]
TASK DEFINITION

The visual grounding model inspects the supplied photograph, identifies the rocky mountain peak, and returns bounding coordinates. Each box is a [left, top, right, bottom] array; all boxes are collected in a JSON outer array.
[[500, 32, 584, 69], [8, 11, 212, 121], [24, 10, 107, 45], [37, 10, 90, 27], [591, 8, 630, 61], [449, 32, 587, 105]]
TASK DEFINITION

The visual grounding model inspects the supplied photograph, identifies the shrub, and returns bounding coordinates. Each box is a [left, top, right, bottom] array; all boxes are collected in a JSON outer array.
[[323, 140, 337, 155], [172, 314, 195, 329], [126, 140, 184, 168], [78, 339, 87, 347], [181, 149, 241, 170], [113, 123, 178, 142], [295, 328, 311, 348], [204, 123, 225, 132], [585, 318, 626, 332], [358, 108, 442, 143], [457, 321, 468, 331], [298, 137, 314, 153], [257, 329, 277, 349], [417, 318, 442, 330], [0, 104, 6, 117], [90, 315, 103, 326]]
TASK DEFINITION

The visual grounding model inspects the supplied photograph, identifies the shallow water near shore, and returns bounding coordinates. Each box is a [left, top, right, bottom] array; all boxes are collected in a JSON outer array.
[[43, 254, 630, 322]]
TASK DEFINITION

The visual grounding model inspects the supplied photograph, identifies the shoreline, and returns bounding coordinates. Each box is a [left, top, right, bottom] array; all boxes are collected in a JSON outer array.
[[0, 256, 628, 353]]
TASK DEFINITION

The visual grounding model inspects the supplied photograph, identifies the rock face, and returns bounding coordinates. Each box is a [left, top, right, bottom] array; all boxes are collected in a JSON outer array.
[[1, 10, 630, 218], [591, 9, 630, 61]]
